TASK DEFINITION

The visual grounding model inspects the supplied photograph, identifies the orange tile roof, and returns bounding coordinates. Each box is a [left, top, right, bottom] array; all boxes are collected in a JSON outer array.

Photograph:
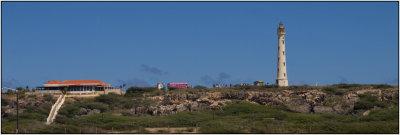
[[44, 80, 110, 86], [46, 80, 61, 84]]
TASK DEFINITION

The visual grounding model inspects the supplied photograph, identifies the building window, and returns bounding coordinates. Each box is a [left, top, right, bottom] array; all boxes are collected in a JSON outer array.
[[284, 73, 286, 77], [283, 51, 285, 55], [283, 40, 285, 44], [284, 62, 286, 66]]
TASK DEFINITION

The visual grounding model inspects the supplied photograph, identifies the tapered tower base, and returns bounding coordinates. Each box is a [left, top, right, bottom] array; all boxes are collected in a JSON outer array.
[[276, 79, 288, 87]]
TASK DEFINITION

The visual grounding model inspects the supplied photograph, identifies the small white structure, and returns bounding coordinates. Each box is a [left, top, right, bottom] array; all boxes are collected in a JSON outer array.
[[157, 83, 164, 90], [276, 22, 289, 86]]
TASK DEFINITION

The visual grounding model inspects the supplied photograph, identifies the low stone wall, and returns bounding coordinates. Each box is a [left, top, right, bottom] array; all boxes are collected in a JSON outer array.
[[96, 89, 122, 95], [25, 90, 63, 96], [25, 89, 121, 97], [105, 89, 122, 95], [66, 94, 99, 98]]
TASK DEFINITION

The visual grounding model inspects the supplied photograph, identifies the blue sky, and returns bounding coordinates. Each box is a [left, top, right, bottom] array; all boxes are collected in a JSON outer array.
[[2, 2, 398, 89]]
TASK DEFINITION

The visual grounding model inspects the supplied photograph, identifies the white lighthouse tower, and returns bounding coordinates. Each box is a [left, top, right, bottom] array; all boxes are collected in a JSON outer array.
[[276, 22, 289, 86]]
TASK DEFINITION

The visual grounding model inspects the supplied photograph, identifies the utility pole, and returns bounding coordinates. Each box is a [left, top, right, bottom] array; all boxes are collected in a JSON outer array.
[[16, 88, 19, 134]]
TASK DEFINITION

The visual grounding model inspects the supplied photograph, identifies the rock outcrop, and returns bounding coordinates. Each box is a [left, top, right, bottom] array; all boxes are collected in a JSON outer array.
[[137, 88, 397, 116]]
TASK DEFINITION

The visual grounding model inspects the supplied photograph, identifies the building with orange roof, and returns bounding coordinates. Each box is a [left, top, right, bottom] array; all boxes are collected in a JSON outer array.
[[37, 80, 117, 92]]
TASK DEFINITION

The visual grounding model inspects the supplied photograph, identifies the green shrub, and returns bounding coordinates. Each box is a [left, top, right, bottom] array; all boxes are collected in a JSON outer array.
[[148, 90, 163, 97], [373, 84, 395, 89], [6, 89, 14, 94], [19, 112, 47, 121], [95, 93, 122, 105], [168, 87, 178, 90], [222, 101, 265, 115], [38, 124, 79, 133], [322, 88, 336, 95], [261, 85, 279, 89], [58, 104, 81, 118], [234, 85, 253, 90], [43, 94, 53, 102], [360, 107, 398, 121], [200, 120, 243, 133], [322, 86, 346, 95], [125, 87, 157, 97], [102, 122, 138, 130], [24, 103, 52, 115], [194, 85, 207, 89], [1, 98, 10, 106], [334, 83, 362, 89], [354, 101, 375, 110], [79, 102, 108, 112], [354, 93, 389, 110]]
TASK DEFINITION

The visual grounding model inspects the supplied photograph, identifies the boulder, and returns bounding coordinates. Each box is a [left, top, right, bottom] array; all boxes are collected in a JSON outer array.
[[80, 108, 89, 115], [87, 109, 100, 115], [313, 106, 334, 114], [175, 104, 186, 112], [287, 104, 311, 113]]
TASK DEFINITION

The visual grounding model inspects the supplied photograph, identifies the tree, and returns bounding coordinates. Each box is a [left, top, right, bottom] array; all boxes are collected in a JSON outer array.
[[62, 87, 69, 94], [25, 85, 30, 91], [6, 89, 13, 94], [122, 83, 127, 90], [16, 87, 24, 91]]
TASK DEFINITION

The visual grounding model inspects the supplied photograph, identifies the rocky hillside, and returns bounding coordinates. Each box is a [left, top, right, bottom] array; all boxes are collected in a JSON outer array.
[[2, 94, 56, 117], [1, 84, 398, 133], [2, 84, 398, 118], [135, 86, 398, 116]]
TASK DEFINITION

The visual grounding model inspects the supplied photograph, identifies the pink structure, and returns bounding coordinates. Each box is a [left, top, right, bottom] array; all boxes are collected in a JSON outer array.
[[168, 83, 189, 89]]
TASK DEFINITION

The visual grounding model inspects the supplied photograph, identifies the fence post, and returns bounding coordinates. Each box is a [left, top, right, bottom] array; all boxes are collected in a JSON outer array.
[[196, 123, 199, 133], [213, 111, 215, 120], [64, 128, 66, 134]]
